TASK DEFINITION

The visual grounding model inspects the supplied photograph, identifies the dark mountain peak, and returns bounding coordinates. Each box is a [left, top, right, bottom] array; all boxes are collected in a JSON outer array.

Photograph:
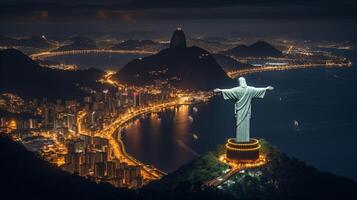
[[170, 27, 187, 49], [213, 53, 252, 72], [158, 45, 207, 57], [0, 35, 50, 48], [54, 36, 97, 51], [251, 40, 276, 49], [0, 49, 108, 101], [1, 48, 29, 56], [117, 44, 230, 91], [223, 40, 282, 58], [1, 48, 25, 56], [0, 48, 40, 71]]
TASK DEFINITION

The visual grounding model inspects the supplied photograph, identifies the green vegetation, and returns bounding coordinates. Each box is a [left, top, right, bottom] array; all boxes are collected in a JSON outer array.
[[146, 144, 228, 191], [147, 139, 357, 200], [1, 134, 356, 200]]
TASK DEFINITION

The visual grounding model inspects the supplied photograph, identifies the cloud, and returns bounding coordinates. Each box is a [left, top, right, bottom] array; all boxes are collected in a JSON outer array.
[[0, 0, 356, 21]]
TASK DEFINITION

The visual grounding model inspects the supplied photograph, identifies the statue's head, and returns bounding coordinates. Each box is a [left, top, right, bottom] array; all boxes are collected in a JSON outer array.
[[238, 77, 247, 88]]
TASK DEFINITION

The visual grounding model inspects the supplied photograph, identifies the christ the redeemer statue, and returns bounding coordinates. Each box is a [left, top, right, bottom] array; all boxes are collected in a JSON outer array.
[[214, 77, 274, 142]]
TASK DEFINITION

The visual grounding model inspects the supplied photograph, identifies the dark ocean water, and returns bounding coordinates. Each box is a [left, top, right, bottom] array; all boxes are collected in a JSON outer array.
[[122, 49, 357, 181], [50, 48, 357, 180], [47, 52, 145, 70]]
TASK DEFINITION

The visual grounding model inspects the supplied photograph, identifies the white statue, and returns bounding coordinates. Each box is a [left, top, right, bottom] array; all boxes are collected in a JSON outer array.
[[214, 77, 274, 142]]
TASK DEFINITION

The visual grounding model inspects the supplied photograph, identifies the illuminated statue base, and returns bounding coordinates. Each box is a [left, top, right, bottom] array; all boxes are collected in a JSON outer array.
[[225, 138, 261, 163]]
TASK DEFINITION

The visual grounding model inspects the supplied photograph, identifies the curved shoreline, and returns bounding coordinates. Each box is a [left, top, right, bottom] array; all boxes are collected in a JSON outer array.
[[30, 49, 156, 60], [227, 62, 352, 78], [34, 49, 353, 182], [96, 101, 198, 181]]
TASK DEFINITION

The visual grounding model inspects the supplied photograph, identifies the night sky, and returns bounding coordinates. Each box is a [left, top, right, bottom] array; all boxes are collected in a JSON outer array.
[[1, 0, 357, 40], [1, 0, 357, 21]]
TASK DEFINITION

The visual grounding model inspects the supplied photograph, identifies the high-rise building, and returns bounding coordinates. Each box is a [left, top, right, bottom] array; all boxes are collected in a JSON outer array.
[[133, 92, 141, 107], [85, 152, 96, 170], [28, 118, 38, 129], [43, 107, 50, 126], [115, 168, 125, 180], [72, 153, 82, 174], [79, 163, 90, 176], [66, 113, 75, 132], [106, 161, 116, 177], [66, 141, 76, 154], [124, 165, 141, 186], [94, 162, 105, 177]]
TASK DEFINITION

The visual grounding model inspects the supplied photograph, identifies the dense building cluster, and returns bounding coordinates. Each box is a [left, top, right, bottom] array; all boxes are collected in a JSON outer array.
[[0, 74, 212, 189], [62, 135, 143, 188]]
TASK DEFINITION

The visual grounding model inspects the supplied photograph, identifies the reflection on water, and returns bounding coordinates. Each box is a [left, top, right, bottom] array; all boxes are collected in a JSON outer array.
[[123, 49, 357, 180], [47, 52, 146, 70], [122, 105, 198, 172], [123, 72, 357, 179]]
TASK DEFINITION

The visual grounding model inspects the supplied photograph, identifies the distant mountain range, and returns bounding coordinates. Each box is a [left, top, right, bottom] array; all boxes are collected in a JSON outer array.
[[213, 53, 252, 72], [54, 36, 97, 51], [187, 38, 235, 53], [0, 35, 51, 48], [116, 28, 231, 91], [111, 39, 166, 51], [222, 41, 283, 58], [115, 31, 285, 90], [0, 49, 109, 101]]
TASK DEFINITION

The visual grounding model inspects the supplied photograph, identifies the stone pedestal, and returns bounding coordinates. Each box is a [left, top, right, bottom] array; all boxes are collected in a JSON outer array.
[[226, 138, 260, 162]]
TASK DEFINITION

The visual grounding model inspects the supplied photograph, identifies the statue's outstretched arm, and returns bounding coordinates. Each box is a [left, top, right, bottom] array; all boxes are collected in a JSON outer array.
[[214, 88, 234, 93], [213, 88, 222, 93], [266, 86, 274, 91]]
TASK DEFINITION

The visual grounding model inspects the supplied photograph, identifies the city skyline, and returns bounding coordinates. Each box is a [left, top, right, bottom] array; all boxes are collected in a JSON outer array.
[[1, 1, 357, 200]]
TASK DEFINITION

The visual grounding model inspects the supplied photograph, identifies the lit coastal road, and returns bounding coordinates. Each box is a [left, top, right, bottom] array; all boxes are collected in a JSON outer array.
[[95, 100, 194, 180], [30, 49, 156, 60], [227, 61, 352, 79], [95, 70, 212, 180]]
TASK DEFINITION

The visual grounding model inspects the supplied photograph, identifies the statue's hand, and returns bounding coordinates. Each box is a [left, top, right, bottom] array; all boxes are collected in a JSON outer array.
[[267, 86, 274, 90], [213, 88, 221, 93]]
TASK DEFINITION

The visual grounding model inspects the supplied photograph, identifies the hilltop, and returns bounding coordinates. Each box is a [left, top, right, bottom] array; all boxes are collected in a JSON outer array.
[[222, 41, 283, 58], [0, 49, 110, 101], [145, 139, 357, 200], [213, 53, 252, 72], [0, 135, 356, 200], [116, 28, 231, 91], [54, 36, 97, 51], [0, 35, 51, 48]]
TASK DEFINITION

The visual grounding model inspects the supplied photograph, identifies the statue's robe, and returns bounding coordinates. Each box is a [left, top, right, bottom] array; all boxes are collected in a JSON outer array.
[[221, 86, 267, 142]]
